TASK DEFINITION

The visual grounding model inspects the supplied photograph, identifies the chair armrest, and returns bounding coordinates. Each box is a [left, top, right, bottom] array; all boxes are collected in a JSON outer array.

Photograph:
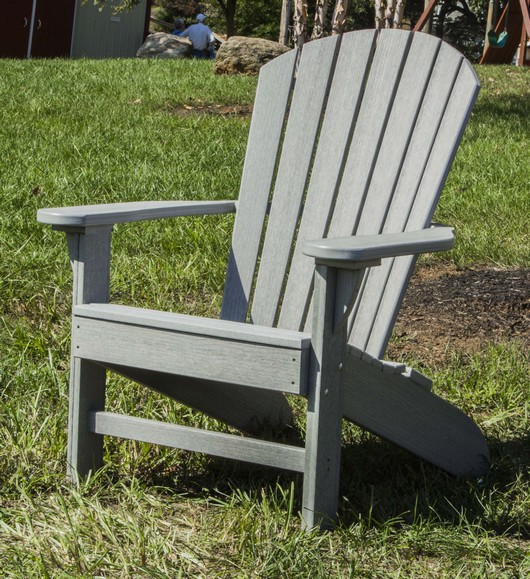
[[37, 200, 237, 229], [303, 226, 454, 264]]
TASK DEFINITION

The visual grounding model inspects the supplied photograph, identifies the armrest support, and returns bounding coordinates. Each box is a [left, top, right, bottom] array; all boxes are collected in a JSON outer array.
[[37, 200, 237, 229], [305, 226, 455, 334], [39, 200, 236, 306], [303, 226, 454, 265]]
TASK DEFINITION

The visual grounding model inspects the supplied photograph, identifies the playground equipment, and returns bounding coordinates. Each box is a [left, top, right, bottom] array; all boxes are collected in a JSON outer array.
[[414, 0, 530, 65], [487, 0, 510, 47], [480, 0, 530, 63]]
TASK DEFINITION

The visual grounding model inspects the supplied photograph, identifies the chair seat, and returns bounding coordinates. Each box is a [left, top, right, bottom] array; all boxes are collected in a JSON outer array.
[[73, 304, 311, 395]]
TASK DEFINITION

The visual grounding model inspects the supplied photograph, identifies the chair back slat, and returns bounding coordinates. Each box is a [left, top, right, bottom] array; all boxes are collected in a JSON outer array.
[[351, 43, 479, 356], [279, 30, 378, 330], [222, 31, 479, 359], [221, 49, 297, 322], [250, 35, 341, 327], [298, 30, 417, 333], [354, 32, 442, 237]]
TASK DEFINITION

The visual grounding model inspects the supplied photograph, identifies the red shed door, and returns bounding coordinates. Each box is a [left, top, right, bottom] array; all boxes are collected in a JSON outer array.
[[30, 0, 76, 58], [0, 0, 34, 58]]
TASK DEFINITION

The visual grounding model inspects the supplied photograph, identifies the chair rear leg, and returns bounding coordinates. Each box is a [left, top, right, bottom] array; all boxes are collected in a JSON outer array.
[[67, 358, 106, 482]]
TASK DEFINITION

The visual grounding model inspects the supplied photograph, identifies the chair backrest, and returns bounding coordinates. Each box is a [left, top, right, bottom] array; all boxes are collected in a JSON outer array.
[[221, 29, 479, 359]]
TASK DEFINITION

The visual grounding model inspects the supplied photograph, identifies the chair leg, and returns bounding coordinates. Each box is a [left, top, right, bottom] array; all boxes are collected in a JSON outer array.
[[301, 265, 348, 530], [63, 226, 112, 481], [67, 358, 106, 482], [302, 374, 343, 530]]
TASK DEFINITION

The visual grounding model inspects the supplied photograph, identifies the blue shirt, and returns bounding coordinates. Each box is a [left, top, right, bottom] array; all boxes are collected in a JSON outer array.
[[181, 23, 214, 51]]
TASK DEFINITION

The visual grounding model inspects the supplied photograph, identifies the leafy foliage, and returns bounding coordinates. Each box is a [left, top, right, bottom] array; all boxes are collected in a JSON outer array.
[[92, 0, 494, 58], [431, 0, 489, 62], [154, 0, 201, 21], [236, 0, 283, 40], [151, 0, 282, 38]]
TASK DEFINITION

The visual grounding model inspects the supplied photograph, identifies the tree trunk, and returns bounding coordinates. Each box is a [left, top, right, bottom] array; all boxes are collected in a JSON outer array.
[[217, 0, 237, 38], [374, 0, 385, 29], [279, 0, 292, 45], [312, 0, 329, 38], [393, 0, 406, 28], [331, 0, 350, 34], [293, 0, 309, 48], [374, 0, 407, 29], [384, 0, 396, 27]]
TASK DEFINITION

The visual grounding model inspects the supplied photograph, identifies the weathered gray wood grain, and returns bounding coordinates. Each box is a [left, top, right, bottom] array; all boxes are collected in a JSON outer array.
[[354, 32, 442, 237], [106, 363, 294, 434], [91, 412, 306, 472], [66, 226, 112, 480], [278, 30, 378, 331], [406, 54, 479, 229], [325, 30, 413, 242], [356, 45, 479, 357], [251, 36, 341, 327], [38, 200, 236, 228], [302, 265, 345, 530], [36, 30, 487, 529], [74, 303, 310, 348], [298, 30, 412, 336], [303, 227, 454, 263], [221, 49, 297, 322], [348, 346, 407, 375], [404, 367, 433, 391], [73, 315, 309, 394], [342, 348, 490, 477]]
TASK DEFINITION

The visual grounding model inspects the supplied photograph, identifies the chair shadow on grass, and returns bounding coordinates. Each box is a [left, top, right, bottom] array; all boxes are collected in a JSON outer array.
[[474, 95, 530, 134], [109, 422, 530, 537], [338, 433, 530, 536]]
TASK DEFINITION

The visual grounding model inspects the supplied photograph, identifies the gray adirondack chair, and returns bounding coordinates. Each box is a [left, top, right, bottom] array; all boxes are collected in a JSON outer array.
[[38, 29, 490, 529]]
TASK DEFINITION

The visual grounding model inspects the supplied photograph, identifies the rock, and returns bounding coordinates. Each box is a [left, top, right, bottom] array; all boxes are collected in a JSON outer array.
[[214, 36, 291, 75], [137, 32, 192, 59]]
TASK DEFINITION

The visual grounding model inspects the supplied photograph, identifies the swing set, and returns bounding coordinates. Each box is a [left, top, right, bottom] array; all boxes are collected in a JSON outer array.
[[487, 0, 510, 47], [413, 0, 530, 64]]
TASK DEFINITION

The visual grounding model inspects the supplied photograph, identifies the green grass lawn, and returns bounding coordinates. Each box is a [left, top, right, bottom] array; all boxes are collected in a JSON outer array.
[[0, 57, 528, 576]]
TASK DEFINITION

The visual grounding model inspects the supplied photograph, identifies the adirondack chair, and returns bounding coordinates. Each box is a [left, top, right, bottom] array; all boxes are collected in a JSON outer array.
[[38, 29, 490, 529]]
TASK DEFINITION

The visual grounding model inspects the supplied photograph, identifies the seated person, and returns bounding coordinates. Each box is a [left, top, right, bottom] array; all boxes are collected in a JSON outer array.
[[180, 13, 216, 59], [171, 18, 186, 36]]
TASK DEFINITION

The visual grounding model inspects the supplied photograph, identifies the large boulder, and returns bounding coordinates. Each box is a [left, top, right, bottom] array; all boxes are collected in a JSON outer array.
[[214, 36, 291, 75], [137, 32, 192, 59]]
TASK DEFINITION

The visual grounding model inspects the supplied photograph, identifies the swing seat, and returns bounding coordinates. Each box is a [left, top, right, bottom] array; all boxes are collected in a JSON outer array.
[[488, 29, 509, 47]]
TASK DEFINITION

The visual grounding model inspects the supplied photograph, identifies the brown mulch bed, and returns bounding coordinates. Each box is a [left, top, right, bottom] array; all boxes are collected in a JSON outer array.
[[388, 264, 529, 366]]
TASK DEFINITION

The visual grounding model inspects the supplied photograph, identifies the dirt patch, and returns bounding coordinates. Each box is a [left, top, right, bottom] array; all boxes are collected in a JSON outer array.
[[168, 103, 253, 117], [388, 264, 529, 366]]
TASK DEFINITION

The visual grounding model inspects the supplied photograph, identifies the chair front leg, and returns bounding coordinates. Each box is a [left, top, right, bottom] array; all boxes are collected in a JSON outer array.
[[67, 359, 107, 481], [63, 226, 112, 481], [302, 265, 354, 530]]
